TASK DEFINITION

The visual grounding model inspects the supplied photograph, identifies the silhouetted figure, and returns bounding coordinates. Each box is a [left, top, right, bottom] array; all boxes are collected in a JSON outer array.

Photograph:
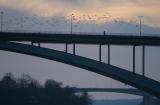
[[104, 31, 106, 35]]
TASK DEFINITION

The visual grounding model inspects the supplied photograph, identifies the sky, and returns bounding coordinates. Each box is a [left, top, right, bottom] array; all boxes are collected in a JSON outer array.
[[0, 0, 160, 27], [0, 0, 160, 100]]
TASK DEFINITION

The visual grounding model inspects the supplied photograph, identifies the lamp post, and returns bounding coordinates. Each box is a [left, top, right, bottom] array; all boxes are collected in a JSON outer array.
[[0, 11, 3, 32], [71, 13, 73, 34], [138, 16, 143, 36], [138, 16, 145, 76], [71, 13, 76, 55]]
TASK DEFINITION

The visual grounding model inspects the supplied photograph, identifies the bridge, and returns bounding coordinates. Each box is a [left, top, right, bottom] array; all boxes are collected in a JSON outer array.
[[73, 87, 160, 105], [1, 32, 160, 45], [0, 32, 160, 101], [73, 87, 148, 96]]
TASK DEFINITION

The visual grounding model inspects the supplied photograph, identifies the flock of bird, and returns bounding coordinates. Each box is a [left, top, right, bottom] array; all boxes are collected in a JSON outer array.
[[1, 11, 139, 33]]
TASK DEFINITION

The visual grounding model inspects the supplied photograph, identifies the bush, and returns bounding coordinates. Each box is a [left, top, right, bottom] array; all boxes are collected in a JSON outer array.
[[0, 72, 92, 105]]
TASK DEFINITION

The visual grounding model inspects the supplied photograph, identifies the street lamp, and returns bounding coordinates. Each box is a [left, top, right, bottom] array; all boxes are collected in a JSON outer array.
[[0, 11, 3, 32], [71, 13, 74, 34], [70, 13, 76, 54], [138, 16, 143, 36], [138, 16, 145, 76]]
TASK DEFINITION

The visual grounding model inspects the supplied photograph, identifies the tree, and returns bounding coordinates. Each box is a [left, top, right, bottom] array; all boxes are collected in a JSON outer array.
[[0, 72, 16, 88], [79, 92, 93, 105], [17, 74, 40, 88], [44, 79, 62, 88], [0, 73, 93, 105]]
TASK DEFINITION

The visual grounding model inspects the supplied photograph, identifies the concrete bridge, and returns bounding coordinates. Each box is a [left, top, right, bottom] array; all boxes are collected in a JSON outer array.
[[73, 87, 146, 96], [0, 32, 160, 105]]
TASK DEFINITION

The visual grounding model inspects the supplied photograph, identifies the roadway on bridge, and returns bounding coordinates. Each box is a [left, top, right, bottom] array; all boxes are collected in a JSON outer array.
[[1, 32, 160, 46]]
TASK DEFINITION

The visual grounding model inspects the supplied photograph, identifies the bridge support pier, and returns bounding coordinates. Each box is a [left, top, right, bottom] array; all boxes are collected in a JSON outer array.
[[142, 95, 160, 105], [65, 43, 68, 53], [108, 44, 110, 64], [143, 95, 152, 105], [142, 45, 145, 76], [99, 44, 102, 62], [31, 41, 34, 46], [38, 43, 40, 47], [73, 43, 75, 55], [133, 45, 135, 73]]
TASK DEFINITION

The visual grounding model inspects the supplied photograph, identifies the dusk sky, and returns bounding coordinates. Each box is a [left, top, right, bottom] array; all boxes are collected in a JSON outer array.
[[0, 0, 160, 27], [0, 0, 160, 100]]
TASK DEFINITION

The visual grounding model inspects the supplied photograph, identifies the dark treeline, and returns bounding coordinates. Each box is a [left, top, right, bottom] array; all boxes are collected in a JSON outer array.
[[0, 72, 92, 105]]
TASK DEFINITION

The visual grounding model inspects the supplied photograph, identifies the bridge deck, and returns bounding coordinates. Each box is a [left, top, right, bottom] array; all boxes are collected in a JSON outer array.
[[0, 32, 160, 46]]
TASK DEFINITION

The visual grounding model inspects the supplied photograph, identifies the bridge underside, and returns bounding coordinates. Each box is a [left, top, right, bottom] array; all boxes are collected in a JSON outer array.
[[0, 41, 160, 98]]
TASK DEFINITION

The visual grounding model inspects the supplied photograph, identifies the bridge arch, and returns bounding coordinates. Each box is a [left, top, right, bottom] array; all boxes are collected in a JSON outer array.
[[0, 41, 160, 98]]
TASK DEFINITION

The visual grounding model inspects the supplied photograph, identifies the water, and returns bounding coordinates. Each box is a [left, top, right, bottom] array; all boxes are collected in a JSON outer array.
[[93, 99, 142, 105]]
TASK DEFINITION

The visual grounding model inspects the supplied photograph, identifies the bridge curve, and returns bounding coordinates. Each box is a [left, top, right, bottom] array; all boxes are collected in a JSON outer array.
[[0, 41, 160, 98]]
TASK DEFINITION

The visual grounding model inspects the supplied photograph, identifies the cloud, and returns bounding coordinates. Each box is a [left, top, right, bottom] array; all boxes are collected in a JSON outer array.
[[0, 0, 160, 27]]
